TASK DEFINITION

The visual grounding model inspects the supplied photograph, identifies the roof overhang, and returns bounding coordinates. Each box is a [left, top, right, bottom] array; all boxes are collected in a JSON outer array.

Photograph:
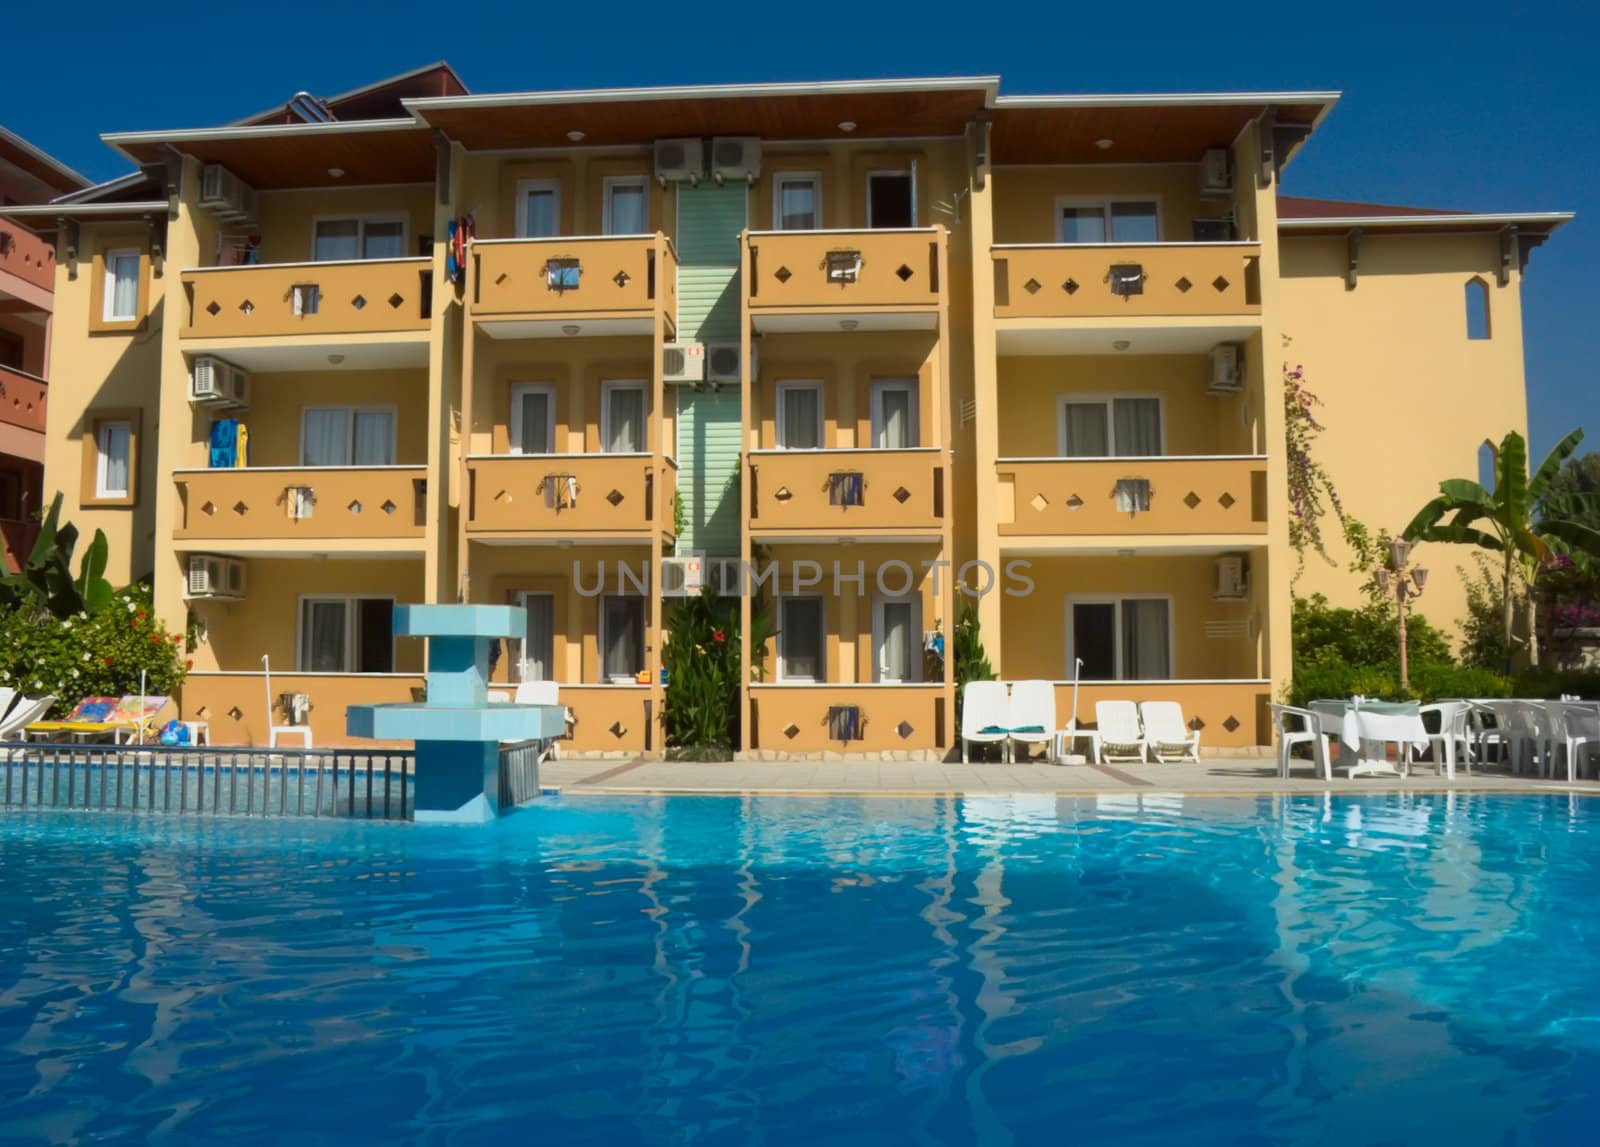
[[1279, 211, 1574, 237], [0, 125, 90, 195]]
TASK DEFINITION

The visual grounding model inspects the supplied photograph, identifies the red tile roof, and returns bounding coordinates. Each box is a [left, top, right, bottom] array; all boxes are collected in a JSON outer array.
[[1277, 195, 1462, 219]]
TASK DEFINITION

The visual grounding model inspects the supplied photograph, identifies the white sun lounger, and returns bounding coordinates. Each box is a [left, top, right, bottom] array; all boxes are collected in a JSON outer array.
[[962, 681, 1011, 763], [1140, 701, 1200, 763], [1095, 700, 1147, 764]]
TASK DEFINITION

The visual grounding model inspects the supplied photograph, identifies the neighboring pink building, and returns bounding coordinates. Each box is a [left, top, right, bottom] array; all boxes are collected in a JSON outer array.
[[0, 126, 88, 569]]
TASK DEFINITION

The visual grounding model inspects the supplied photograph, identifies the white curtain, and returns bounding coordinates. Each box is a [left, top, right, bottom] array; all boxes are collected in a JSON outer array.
[[302, 600, 347, 671], [607, 185, 646, 234], [1112, 398, 1162, 456], [523, 189, 558, 238], [516, 391, 551, 453], [522, 594, 554, 681], [98, 424, 130, 495], [313, 220, 360, 262], [602, 597, 644, 680], [362, 221, 405, 260], [1062, 402, 1109, 457], [779, 181, 817, 230], [878, 600, 918, 682], [875, 386, 916, 449], [781, 388, 820, 449], [1114, 478, 1151, 513], [352, 410, 394, 466], [605, 388, 645, 453], [1121, 599, 1171, 680], [110, 254, 139, 318], [302, 409, 350, 466]]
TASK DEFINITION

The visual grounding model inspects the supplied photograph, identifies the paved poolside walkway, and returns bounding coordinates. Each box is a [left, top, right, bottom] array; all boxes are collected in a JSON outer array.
[[542, 756, 1600, 797]]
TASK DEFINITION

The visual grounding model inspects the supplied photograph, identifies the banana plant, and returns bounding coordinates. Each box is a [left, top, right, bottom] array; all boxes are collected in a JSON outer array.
[[1405, 430, 1600, 670]]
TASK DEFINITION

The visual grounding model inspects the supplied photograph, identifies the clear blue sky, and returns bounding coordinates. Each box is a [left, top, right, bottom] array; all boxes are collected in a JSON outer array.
[[5, 0, 1591, 458]]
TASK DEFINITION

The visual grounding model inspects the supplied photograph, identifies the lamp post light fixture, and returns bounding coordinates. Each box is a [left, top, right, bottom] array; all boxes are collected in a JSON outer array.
[[1377, 538, 1427, 692]]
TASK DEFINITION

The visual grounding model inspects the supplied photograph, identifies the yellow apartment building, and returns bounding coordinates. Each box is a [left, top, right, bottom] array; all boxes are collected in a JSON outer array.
[[3, 65, 1569, 753]]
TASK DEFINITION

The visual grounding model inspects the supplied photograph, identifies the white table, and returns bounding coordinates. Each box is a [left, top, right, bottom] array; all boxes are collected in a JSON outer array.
[[1308, 700, 1430, 778], [1051, 726, 1100, 764]]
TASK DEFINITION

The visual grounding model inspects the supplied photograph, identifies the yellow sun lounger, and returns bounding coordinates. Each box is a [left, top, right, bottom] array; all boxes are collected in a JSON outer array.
[[25, 695, 174, 744]]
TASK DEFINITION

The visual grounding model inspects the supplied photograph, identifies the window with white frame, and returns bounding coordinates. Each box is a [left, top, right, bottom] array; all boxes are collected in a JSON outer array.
[[301, 407, 396, 467], [510, 383, 556, 454], [602, 177, 648, 235], [1068, 596, 1171, 681], [600, 595, 646, 682], [601, 382, 646, 453], [773, 173, 821, 230], [873, 595, 921, 683], [1058, 397, 1163, 458], [870, 379, 919, 449], [102, 249, 140, 321], [311, 217, 407, 261], [779, 596, 824, 681], [518, 591, 556, 682], [516, 179, 561, 239], [1056, 199, 1160, 244], [776, 382, 823, 449], [298, 596, 395, 673], [95, 421, 132, 498]]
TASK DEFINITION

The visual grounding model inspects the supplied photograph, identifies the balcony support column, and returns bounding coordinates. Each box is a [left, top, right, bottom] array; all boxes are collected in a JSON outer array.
[[738, 230, 755, 754], [967, 130, 1004, 676]]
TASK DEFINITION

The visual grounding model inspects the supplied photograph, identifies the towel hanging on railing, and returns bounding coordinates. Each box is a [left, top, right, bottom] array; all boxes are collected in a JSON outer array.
[[826, 471, 865, 507]]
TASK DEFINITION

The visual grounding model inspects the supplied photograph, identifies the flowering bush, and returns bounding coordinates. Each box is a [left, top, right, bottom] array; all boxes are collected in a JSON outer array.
[[0, 582, 188, 717], [1284, 361, 1348, 581]]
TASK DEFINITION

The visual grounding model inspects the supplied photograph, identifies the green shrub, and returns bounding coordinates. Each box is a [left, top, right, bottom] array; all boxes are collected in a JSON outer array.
[[1511, 669, 1600, 700], [1287, 662, 1512, 706], [662, 588, 741, 752], [1293, 593, 1453, 670]]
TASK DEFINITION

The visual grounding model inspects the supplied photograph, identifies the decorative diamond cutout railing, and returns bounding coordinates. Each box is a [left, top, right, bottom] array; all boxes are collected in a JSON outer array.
[[1183, 491, 1202, 509], [608, 722, 628, 739], [347, 500, 363, 514], [232, 501, 248, 516], [774, 266, 792, 284], [896, 721, 915, 740], [1023, 278, 1042, 294], [1029, 493, 1049, 513], [774, 486, 793, 502], [351, 295, 367, 311], [1175, 277, 1192, 293], [201, 501, 217, 516], [205, 301, 221, 316], [783, 723, 800, 739], [380, 500, 397, 515], [1222, 715, 1240, 733], [1065, 494, 1084, 511], [605, 489, 625, 507], [387, 293, 405, 309], [894, 264, 914, 282], [1212, 276, 1231, 293], [1191, 717, 1206, 731], [1218, 492, 1236, 509], [613, 270, 630, 288], [227, 707, 243, 721], [238, 300, 254, 315], [1062, 278, 1080, 295], [892, 486, 911, 504]]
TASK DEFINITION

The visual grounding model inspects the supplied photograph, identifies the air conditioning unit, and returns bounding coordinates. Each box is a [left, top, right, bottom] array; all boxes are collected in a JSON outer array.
[[661, 554, 706, 597], [663, 341, 705, 384], [654, 138, 704, 185], [705, 341, 746, 384], [199, 164, 258, 222], [189, 356, 250, 408], [710, 137, 761, 183], [1199, 147, 1232, 196], [186, 554, 247, 600], [1208, 343, 1242, 394], [1214, 555, 1249, 601]]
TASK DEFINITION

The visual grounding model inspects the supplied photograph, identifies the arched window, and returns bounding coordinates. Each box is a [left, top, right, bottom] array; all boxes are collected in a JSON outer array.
[[1479, 440, 1497, 490], [1465, 277, 1491, 340]]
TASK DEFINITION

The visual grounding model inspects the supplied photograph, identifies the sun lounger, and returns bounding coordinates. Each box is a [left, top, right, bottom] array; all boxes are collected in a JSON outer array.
[[1007, 680, 1056, 763], [1095, 700, 1147, 764], [25, 695, 173, 744], [962, 681, 1011, 763], [1140, 700, 1201, 763]]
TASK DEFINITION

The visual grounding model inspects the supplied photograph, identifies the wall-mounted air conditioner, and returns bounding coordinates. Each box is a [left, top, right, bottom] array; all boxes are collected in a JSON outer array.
[[199, 164, 258, 223], [186, 554, 247, 600], [663, 341, 705, 383], [1214, 555, 1249, 601], [654, 138, 704, 185], [1208, 344, 1242, 394], [710, 137, 761, 183], [661, 554, 705, 597], [705, 341, 748, 384], [189, 356, 250, 408], [1200, 148, 1232, 196]]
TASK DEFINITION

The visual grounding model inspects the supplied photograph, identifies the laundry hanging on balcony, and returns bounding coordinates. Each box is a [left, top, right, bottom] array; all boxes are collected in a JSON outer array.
[[826, 471, 865, 507], [827, 705, 863, 742], [446, 214, 476, 288], [208, 418, 248, 468], [538, 474, 579, 510]]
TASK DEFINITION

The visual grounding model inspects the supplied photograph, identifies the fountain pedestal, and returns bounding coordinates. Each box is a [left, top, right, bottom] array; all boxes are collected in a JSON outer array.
[[346, 604, 564, 823]]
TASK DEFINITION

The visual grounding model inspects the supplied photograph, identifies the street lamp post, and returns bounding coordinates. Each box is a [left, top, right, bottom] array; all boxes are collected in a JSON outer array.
[[1375, 538, 1429, 693]]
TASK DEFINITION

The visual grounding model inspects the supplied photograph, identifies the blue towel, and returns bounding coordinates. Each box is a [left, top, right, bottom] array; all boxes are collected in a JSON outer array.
[[209, 418, 238, 469]]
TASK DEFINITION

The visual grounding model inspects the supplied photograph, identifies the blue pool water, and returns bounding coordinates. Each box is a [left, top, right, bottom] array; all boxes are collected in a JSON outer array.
[[2, 794, 1599, 1145]]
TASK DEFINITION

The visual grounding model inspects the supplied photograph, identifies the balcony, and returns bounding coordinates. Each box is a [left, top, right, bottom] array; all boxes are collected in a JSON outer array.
[[469, 235, 676, 338], [173, 466, 428, 549], [465, 454, 664, 540], [992, 243, 1261, 324], [748, 448, 945, 539], [181, 672, 426, 748], [748, 684, 947, 754], [995, 456, 1267, 539], [0, 365, 47, 435], [0, 220, 56, 296], [561, 684, 655, 755], [180, 258, 433, 344], [746, 229, 942, 331]]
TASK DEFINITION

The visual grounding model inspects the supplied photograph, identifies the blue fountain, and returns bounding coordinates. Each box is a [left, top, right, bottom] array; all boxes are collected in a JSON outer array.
[[346, 604, 565, 824]]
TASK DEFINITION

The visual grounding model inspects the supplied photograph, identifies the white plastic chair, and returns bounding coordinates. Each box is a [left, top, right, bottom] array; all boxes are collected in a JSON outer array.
[[2, 695, 56, 741], [1095, 700, 1147, 764], [1270, 704, 1330, 779], [1007, 680, 1056, 763], [1140, 701, 1201, 763], [1550, 700, 1600, 783], [514, 679, 571, 757], [961, 681, 1011, 763], [0, 688, 16, 728], [262, 654, 313, 749], [1418, 701, 1472, 779]]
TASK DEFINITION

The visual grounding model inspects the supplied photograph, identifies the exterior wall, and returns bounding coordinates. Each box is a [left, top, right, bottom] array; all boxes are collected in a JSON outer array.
[[467, 336, 661, 456], [247, 185, 435, 265], [1279, 232, 1529, 637], [991, 162, 1234, 245], [753, 331, 941, 449]]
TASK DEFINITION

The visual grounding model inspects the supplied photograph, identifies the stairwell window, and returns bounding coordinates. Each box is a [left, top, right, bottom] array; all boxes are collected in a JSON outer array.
[[95, 421, 132, 498], [516, 180, 561, 239], [1058, 397, 1163, 457], [773, 174, 821, 230], [1056, 199, 1160, 244], [102, 249, 140, 321], [602, 177, 648, 235], [311, 217, 407, 261], [1465, 277, 1492, 340], [776, 382, 823, 449], [301, 406, 396, 467], [298, 596, 395, 673], [778, 597, 825, 682], [601, 382, 646, 453]]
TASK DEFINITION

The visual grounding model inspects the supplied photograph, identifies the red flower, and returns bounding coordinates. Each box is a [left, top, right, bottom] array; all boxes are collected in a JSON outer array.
[[148, 634, 159, 643], [712, 629, 726, 644], [137, 610, 147, 620], [185, 659, 193, 669], [103, 656, 114, 666]]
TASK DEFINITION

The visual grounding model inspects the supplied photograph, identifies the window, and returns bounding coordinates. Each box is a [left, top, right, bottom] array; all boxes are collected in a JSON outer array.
[[779, 597, 824, 681], [95, 421, 132, 498], [102, 249, 140, 322], [776, 382, 823, 449], [298, 597, 395, 673], [870, 380, 919, 449], [0, 330, 24, 370], [1465, 277, 1491, 340], [600, 596, 646, 683], [867, 171, 915, 228], [601, 382, 646, 453], [518, 591, 555, 682], [873, 595, 921, 683], [773, 173, 821, 230], [311, 217, 407, 262], [510, 383, 556, 454], [301, 407, 396, 467], [602, 177, 648, 235], [1056, 200, 1160, 244], [1068, 597, 1171, 680], [1059, 397, 1163, 458], [516, 179, 561, 239]]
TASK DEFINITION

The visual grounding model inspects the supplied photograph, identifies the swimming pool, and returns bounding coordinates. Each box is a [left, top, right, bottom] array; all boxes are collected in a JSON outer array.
[[1, 794, 1597, 1144]]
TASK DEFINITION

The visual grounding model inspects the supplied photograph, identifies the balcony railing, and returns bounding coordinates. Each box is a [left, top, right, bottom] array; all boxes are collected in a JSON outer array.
[[996, 456, 1268, 537], [0, 365, 47, 433], [0, 220, 56, 295], [748, 683, 947, 754], [181, 672, 425, 747], [465, 454, 661, 538], [992, 243, 1261, 320], [181, 258, 433, 339], [748, 448, 945, 535], [470, 235, 675, 322], [173, 466, 428, 543], [747, 229, 942, 313], [1061, 680, 1271, 748], [559, 684, 655, 754]]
